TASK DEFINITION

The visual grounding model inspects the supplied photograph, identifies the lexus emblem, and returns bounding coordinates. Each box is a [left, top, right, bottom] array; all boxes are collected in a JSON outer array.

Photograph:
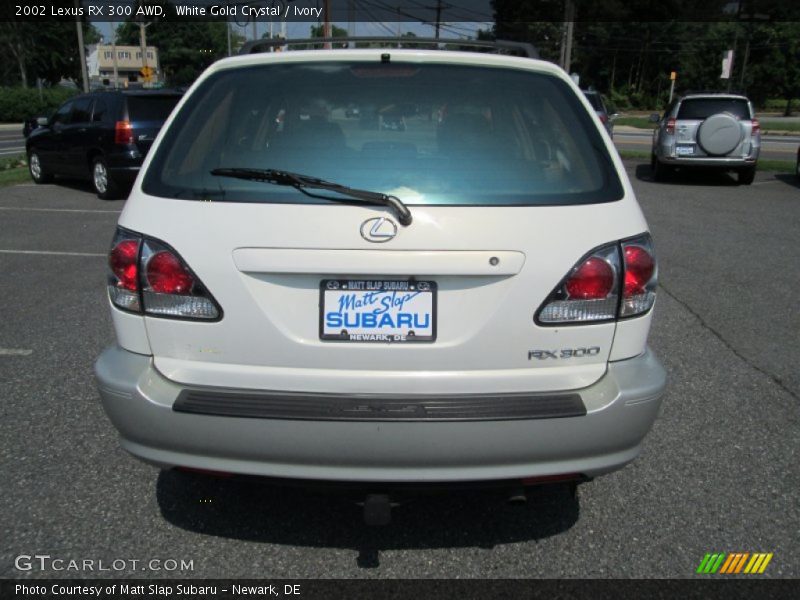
[[360, 217, 398, 243]]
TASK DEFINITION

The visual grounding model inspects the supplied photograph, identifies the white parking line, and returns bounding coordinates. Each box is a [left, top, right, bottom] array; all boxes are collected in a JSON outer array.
[[0, 348, 33, 356], [0, 147, 25, 155], [0, 206, 121, 214], [0, 249, 105, 257]]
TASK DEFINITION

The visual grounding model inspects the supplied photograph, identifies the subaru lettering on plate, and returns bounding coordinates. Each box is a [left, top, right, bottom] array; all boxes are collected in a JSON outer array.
[[320, 279, 436, 342]]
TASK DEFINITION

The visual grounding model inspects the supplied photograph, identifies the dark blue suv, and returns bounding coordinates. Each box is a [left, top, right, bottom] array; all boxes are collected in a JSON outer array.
[[26, 90, 182, 199]]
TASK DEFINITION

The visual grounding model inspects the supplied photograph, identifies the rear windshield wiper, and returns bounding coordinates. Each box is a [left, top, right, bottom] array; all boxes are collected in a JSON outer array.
[[210, 167, 412, 226]]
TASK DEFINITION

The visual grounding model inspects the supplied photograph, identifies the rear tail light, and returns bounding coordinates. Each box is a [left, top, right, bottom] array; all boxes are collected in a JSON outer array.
[[620, 235, 657, 317], [665, 117, 676, 135], [751, 118, 760, 136], [599, 114, 609, 124], [114, 120, 134, 145], [107, 228, 221, 320], [108, 231, 141, 312], [536, 234, 657, 325], [537, 243, 620, 324]]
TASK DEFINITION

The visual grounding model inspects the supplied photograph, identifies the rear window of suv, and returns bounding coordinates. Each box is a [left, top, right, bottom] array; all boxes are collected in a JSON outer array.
[[127, 95, 181, 121], [142, 61, 623, 206], [677, 98, 750, 120]]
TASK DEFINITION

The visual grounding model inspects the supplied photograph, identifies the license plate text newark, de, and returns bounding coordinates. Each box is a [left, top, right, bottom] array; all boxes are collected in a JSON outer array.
[[320, 279, 436, 342]]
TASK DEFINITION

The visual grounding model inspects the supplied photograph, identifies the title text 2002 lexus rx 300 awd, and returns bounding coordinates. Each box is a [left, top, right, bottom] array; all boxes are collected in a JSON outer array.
[[95, 43, 666, 514]]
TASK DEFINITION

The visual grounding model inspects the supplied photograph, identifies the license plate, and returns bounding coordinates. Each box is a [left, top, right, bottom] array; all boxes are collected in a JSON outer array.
[[676, 145, 695, 156], [320, 279, 437, 343]]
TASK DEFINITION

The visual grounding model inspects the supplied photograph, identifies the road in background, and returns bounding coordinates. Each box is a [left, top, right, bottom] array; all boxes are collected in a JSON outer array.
[[0, 124, 24, 158], [1, 168, 798, 578], [3, 123, 797, 162], [614, 127, 800, 161]]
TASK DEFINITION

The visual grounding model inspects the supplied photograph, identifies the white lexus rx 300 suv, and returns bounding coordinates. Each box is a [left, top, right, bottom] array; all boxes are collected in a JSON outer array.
[[95, 43, 666, 504]]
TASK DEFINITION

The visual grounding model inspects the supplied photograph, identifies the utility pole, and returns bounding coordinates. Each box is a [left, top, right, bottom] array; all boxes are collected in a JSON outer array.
[[112, 24, 119, 88], [435, 0, 442, 39], [397, 8, 402, 46], [75, 0, 89, 92], [738, 37, 750, 89], [226, 0, 232, 56], [137, 1, 152, 85], [348, 0, 356, 47], [139, 22, 148, 71], [668, 70, 677, 103], [323, 0, 332, 49], [560, 0, 575, 73]]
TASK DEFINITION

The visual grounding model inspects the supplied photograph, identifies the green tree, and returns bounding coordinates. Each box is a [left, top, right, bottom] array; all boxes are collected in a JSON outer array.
[[746, 22, 800, 114], [489, 1, 800, 110], [303, 24, 349, 49], [0, 21, 100, 86]]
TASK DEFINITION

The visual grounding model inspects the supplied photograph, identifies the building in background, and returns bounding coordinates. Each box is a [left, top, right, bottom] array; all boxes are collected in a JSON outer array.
[[86, 44, 161, 88]]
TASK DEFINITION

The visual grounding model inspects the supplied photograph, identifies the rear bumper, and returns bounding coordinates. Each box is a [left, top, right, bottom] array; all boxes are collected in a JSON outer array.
[[95, 346, 666, 483], [105, 161, 140, 186], [107, 165, 139, 182], [655, 142, 759, 168], [659, 156, 757, 168], [105, 149, 143, 184]]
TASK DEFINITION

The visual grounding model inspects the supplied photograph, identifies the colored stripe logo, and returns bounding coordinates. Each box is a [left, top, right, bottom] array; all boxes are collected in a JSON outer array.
[[696, 552, 773, 574]]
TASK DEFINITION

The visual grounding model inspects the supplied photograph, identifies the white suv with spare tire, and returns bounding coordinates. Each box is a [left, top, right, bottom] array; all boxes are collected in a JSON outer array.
[[94, 40, 667, 511], [650, 93, 760, 184]]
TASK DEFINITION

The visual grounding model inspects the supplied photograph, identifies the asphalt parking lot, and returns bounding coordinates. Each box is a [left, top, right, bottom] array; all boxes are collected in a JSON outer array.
[[1, 164, 798, 579]]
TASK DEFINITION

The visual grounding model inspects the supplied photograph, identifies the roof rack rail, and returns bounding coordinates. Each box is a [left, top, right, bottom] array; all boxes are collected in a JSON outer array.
[[238, 37, 539, 59]]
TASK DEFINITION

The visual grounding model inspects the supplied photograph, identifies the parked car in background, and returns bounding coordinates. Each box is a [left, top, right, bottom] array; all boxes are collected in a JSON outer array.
[[650, 93, 760, 184], [95, 43, 665, 522], [26, 89, 182, 199], [582, 90, 617, 136]]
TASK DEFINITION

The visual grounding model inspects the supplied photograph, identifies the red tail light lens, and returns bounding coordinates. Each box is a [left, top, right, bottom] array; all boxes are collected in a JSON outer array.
[[107, 231, 142, 312], [751, 118, 760, 135], [114, 120, 134, 145], [146, 251, 194, 294], [665, 117, 676, 135], [623, 245, 655, 296], [139, 238, 220, 319], [565, 257, 615, 300], [109, 239, 139, 291], [599, 114, 609, 124], [620, 235, 657, 317], [107, 228, 221, 320]]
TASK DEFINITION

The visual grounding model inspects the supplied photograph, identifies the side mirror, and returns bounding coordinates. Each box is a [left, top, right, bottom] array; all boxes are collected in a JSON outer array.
[[609, 113, 620, 121], [648, 113, 660, 123], [36, 116, 49, 127]]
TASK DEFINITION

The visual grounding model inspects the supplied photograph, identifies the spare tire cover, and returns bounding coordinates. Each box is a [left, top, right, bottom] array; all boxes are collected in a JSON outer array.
[[697, 113, 743, 156]]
